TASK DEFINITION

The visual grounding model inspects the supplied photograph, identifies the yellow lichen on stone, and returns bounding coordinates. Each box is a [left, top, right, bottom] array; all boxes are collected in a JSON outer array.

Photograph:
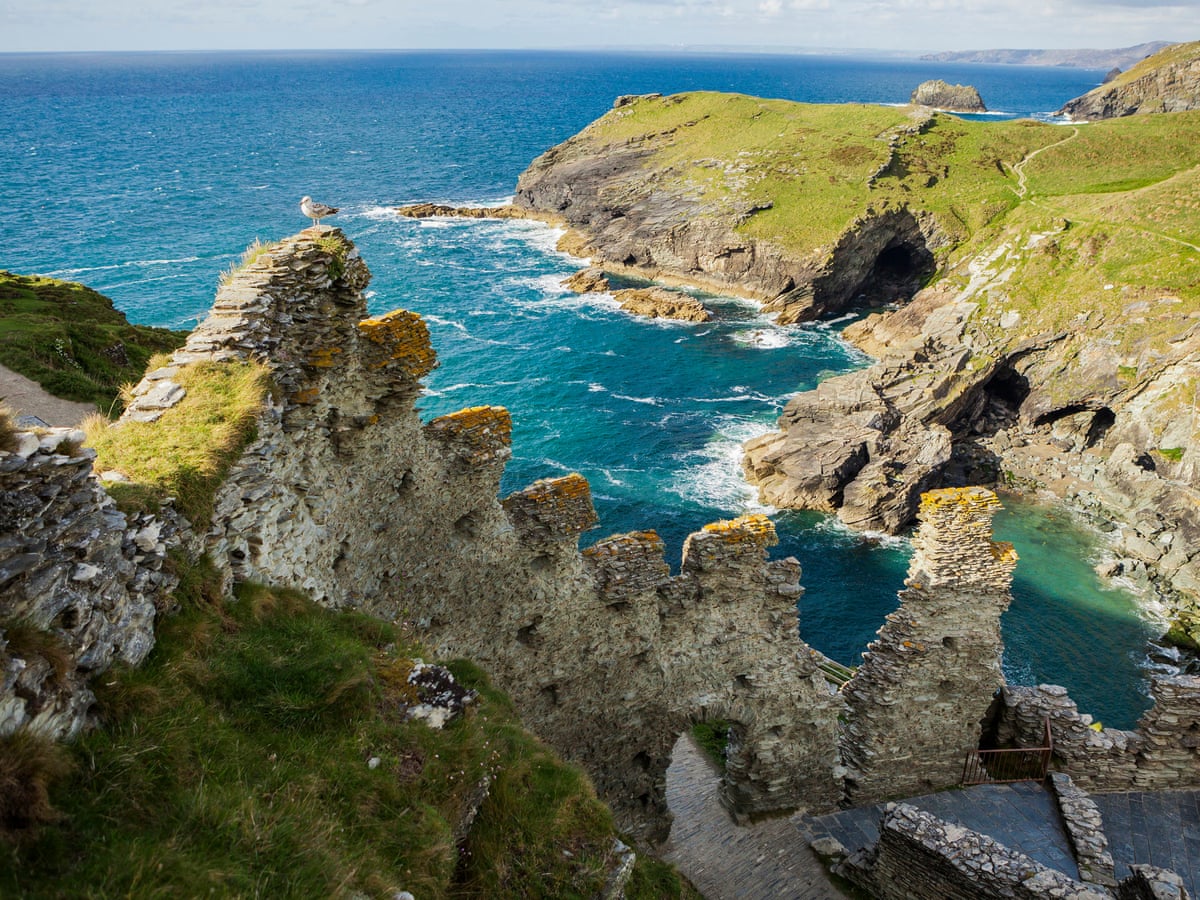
[[502, 473, 599, 540], [701, 513, 779, 548], [307, 346, 343, 368], [919, 486, 1001, 515], [427, 405, 512, 445], [291, 387, 320, 405], [357, 309, 437, 378], [990, 541, 1018, 565]]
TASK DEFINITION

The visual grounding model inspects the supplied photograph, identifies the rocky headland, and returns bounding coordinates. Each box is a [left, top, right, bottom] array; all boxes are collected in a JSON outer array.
[[1058, 40, 1200, 120], [505, 87, 1200, 645], [910, 79, 987, 112]]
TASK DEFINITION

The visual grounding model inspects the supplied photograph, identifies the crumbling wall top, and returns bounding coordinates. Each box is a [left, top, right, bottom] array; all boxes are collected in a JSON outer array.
[[423, 405, 512, 467], [502, 473, 599, 545], [357, 309, 438, 380]]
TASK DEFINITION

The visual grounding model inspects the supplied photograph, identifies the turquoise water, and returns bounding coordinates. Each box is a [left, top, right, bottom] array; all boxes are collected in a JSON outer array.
[[0, 50, 1156, 727]]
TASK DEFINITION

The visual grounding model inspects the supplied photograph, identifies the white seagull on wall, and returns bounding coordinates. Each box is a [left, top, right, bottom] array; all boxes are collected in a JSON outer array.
[[300, 196, 339, 227]]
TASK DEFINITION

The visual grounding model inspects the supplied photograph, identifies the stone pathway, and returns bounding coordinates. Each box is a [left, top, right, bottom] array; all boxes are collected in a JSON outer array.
[[661, 733, 843, 899], [800, 781, 1080, 880], [0, 363, 96, 426], [1091, 790, 1200, 897]]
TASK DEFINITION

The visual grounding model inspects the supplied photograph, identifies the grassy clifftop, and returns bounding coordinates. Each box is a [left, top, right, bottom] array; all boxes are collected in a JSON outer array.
[[0, 272, 186, 412], [560, 91, 1200, 346]]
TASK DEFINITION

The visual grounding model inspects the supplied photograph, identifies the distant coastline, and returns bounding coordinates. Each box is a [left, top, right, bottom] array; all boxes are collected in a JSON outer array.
[[921, 40, 1172, 69]]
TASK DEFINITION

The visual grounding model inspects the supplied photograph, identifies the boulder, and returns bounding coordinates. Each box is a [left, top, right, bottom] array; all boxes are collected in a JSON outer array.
[[611, 287, 712, 322]]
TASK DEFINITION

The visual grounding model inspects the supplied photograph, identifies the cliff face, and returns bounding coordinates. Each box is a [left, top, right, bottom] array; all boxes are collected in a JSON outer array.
[[513, 93, 949, 324], [1059, 40, 1200, 120]]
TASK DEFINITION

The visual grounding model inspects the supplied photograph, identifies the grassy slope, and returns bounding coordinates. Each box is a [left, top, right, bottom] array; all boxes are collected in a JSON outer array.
[[0, 272, 186, 412], [1, 573, 689, 898], [578, 93, 1200, 349]]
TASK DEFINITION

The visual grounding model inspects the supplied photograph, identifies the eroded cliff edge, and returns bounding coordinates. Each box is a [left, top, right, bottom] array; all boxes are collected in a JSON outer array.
[[511, 90, 1200, 643]]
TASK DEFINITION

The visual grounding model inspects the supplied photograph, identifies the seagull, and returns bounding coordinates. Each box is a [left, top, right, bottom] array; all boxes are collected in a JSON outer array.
[[300, 196, 338, 227]]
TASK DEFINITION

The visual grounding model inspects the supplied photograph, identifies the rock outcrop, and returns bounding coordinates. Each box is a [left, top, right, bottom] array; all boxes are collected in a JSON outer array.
[[564, 266, 611, 293], [743, 280, 989, 533], [1059, 40, 1200, 120], [511, 92, 945, 324], [394, 202, 536, 220], [910, 79, 987, 113], [611, 286, 712, 322]]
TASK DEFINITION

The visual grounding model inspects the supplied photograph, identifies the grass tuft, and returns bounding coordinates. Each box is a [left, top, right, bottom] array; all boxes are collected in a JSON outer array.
[[85, 359, 271, 525], [0, 404, 15, 452], [691, 719, 731, 769], [0, 731, 73, 838], [218, 238, 278, 286]]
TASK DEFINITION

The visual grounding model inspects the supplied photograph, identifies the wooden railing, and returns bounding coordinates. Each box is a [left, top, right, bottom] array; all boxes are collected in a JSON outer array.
[[961, 718, 1053, 786]]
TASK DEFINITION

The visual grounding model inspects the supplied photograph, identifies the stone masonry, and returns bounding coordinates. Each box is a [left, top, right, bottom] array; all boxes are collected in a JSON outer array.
[[841, 486, 1019, 803], [108, 228, 841, 841], [997, 676, 1200, 793], [0, 427, 176, 739]]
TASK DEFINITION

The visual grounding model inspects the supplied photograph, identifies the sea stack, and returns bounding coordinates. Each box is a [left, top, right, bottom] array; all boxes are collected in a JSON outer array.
[[910, 79, 987, 112]]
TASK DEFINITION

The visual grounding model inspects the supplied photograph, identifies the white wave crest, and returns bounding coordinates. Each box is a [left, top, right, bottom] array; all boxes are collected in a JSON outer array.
[[612, 393, 663, 406], [731, 328, 791, 349], [666, 418, 778, 513]]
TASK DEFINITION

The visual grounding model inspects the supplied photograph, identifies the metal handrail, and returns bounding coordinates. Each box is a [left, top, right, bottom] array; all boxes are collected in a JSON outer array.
[[961, 718, 1053, 786]]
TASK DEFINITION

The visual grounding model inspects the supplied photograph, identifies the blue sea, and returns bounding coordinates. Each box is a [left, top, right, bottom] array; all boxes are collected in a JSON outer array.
[[0, 50, 1158, 727]]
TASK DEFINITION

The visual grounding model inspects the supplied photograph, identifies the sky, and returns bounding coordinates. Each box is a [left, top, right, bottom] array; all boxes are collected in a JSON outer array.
[[2, 0, 1197, 54]]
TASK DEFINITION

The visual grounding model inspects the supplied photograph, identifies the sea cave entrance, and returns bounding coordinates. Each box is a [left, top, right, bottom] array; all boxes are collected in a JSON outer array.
[[855, 238, 935, 307]]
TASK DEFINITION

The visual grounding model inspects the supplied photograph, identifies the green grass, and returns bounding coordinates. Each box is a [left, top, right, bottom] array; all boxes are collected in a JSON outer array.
[[573, 94, 1200, 353], [0, 272, 186, 412], [575, 92, 1069, 257], [84, 358, 272, 525], [0, 578, 691, 899], [690, 719, 731, 769], [218, 238, 279, 286]]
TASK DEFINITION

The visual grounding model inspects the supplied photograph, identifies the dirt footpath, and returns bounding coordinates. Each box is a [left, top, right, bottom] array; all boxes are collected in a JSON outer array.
[[0, 363, 97, 426]]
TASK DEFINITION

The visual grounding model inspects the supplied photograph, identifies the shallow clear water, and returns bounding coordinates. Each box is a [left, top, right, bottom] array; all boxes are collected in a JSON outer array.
[[0, 50, 1155, 727]]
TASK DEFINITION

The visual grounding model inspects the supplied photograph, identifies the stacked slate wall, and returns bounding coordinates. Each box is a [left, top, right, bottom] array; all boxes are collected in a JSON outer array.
[[111, 227, 841, 841]]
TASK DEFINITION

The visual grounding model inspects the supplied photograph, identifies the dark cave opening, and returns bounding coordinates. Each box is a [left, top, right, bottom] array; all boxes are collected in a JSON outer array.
[[854, 240, 936, 307], [984, 367, 1031, 414]]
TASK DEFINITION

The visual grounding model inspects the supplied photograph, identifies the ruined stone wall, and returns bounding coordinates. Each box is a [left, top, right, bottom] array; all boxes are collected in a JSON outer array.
[[863, 804, 1112, 900], [0, 427, 176, 740], [840, 487, 1018, 803], [998, 676, 1200, 793], [112, 228, 841, 841]]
